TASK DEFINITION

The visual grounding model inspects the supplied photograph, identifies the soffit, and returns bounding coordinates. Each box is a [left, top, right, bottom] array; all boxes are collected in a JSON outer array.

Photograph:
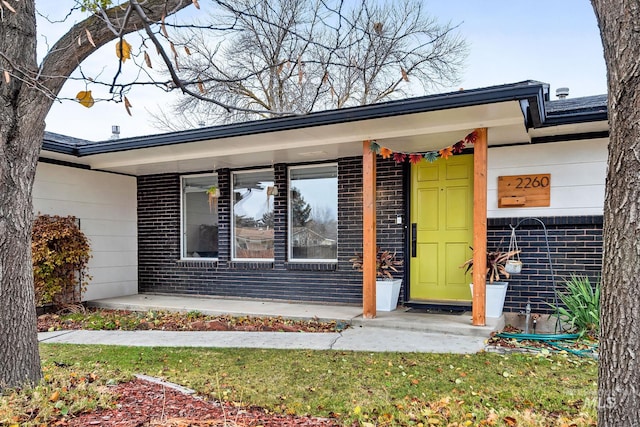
[[528, 120, 609, 139], [80, 100, 529, 175]]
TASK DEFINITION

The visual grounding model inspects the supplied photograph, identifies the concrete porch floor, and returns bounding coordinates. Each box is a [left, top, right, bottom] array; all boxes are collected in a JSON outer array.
[[88, 294, 504, 338]]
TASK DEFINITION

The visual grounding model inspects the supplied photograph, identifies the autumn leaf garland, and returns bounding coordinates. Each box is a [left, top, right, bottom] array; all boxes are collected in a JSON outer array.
[[370, 130, 478, 164]]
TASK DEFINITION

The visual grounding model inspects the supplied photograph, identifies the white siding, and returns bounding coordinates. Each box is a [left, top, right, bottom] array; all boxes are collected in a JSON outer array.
[[33, 162, 138, 300], [487, 138, 608, 218]]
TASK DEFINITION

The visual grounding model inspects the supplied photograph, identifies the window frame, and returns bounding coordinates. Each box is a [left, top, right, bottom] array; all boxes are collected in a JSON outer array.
[[287, 163, 338, 263], [180, 173, 219, 261], [231, 168, 275, 262]]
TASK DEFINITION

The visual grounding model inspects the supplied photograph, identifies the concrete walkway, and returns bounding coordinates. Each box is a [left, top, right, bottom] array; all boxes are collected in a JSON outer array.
[[88, 294, 362, 324], [37, 294, 504, 354]]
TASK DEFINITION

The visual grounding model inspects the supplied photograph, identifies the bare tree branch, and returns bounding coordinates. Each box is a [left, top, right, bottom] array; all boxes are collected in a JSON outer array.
[[152, 0, 467, 129], [37, 0, 193, 96]]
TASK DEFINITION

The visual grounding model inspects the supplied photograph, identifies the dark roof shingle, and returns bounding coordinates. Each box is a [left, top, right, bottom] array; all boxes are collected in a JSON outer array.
[[545, 94, 607, 116]]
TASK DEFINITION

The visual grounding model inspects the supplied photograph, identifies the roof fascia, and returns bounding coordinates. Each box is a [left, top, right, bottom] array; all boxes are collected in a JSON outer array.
[[77, 82, 546, 157], [42, 139, 78, 156], [539, 111, 609, 127]]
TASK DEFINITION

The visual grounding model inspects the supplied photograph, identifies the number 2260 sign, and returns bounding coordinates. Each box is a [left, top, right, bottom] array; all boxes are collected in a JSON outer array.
[[498, 174, 551, 208]]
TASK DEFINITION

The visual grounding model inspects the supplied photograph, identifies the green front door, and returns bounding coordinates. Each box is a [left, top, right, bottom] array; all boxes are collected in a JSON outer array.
[[409, 154, 474, 302]]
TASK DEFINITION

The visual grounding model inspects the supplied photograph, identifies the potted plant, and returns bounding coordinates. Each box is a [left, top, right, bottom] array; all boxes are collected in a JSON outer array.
[[460, 247, 520, 317], [351, 247, 404, 311]]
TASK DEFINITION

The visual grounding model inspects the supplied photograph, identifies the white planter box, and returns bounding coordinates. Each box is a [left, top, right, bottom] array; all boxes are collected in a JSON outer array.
[[469, 282, 508, 318], [376, 279, 402, 311]]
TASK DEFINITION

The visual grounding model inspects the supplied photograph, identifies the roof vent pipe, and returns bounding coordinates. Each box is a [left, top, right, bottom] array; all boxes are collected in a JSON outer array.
[[110, 125, 120, 140], [556, 87, 569, 99]]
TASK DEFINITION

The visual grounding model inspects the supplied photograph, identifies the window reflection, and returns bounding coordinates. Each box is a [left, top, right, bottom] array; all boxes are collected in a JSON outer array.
[[289, 164, 337, 261], [232, 169, 275, 259], [182, 175, 219, 259]]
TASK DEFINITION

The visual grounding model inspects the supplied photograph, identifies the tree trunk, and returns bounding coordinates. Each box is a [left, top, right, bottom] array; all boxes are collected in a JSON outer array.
[[592, 1, 640, 424], [0, 0, 192, 391], [0, 1, 47, 389], [0, 113, 48, 390]]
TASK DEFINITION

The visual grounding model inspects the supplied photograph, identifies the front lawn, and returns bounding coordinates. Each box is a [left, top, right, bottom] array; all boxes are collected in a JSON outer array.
[[0, 345, 597, 426]]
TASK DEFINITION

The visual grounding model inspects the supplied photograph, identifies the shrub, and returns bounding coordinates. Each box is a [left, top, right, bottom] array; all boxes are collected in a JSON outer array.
[[550, 274, 600, 335], [32, 215, 91, 307]]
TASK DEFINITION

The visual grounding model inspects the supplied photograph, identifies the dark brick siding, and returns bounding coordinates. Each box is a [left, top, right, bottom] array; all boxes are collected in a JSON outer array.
[[137, 157, 405, 305], [138, 160, 602, 311], [488, 216, 603, 313]]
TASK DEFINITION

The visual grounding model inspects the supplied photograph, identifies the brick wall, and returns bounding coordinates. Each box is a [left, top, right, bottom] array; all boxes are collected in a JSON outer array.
[[137, 156, 405, 305], [137, 161, 601, 311], [487, 216, 603, 313]]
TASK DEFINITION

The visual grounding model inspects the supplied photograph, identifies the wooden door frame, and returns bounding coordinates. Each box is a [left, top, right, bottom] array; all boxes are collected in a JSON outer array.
[[361, 128, 488, 325]]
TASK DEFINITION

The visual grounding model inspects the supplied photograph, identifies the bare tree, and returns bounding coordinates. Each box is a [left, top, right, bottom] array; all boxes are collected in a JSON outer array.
[[152, 0, 467, 129], [591, 1, 640, 425]]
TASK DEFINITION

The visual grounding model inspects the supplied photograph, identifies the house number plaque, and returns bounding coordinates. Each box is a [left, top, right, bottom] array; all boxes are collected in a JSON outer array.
[[497, 174, 551, 208]]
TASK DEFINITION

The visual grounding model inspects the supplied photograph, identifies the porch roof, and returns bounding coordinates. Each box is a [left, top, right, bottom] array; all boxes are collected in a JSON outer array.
[[42, 80, 608, 176]]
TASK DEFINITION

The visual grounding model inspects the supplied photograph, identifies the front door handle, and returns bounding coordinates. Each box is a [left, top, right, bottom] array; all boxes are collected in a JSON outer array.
[[411, 223, 417, 257]]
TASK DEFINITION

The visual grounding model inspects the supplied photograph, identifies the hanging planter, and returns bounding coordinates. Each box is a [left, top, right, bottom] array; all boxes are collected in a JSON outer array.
[[206, 185, 220, 213], [505, 259, 523, 274], [505, 227, 523, 274]]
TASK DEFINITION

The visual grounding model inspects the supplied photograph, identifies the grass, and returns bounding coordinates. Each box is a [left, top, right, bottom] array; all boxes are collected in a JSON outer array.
[[1, 344, 597, 426]]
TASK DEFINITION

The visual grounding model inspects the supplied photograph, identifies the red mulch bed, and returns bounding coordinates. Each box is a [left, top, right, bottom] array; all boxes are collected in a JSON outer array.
[[65, 378, 340, 426], [37, 309, 346, 333]]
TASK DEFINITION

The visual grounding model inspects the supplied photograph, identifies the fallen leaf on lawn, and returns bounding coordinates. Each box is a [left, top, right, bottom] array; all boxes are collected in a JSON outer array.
[[486, 411, 499, 422], [49, 390, 60, 402]]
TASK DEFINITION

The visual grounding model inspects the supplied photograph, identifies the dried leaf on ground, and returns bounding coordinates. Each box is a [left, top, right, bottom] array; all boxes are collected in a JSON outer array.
[[37, 309, 347, 333]]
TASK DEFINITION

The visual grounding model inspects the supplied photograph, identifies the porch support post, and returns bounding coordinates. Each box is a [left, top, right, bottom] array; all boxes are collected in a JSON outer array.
[[472, 128, 488, 326], [362, 140, 377, 319]]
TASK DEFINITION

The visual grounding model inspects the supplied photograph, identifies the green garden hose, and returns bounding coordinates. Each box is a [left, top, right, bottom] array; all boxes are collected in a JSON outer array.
[[496, 332, 580, 341], [495, 332, 598, 358]]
